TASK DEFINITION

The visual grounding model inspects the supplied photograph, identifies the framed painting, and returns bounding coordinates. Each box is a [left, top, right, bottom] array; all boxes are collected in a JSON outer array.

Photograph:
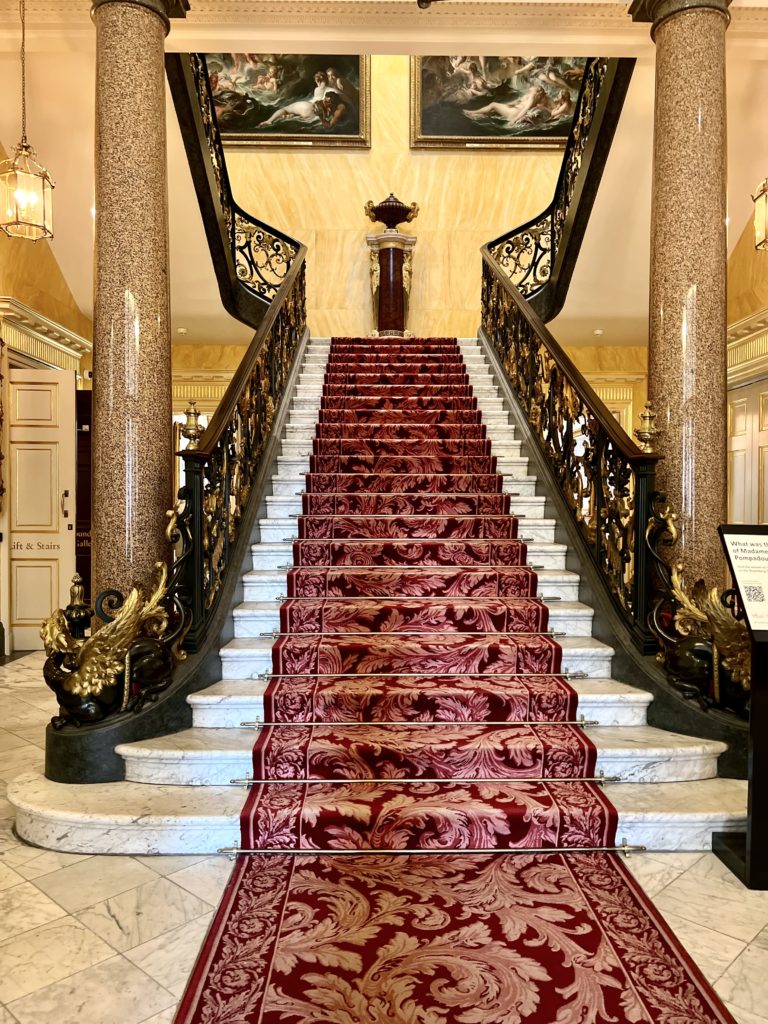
[[410, 56, 589, 149], [204, 53, 370, 148]]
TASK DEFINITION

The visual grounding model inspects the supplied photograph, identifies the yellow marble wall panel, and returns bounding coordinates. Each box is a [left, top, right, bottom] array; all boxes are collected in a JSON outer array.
[[0, 144, 91, 340], [226, 55, 561, 338], [728, 214, 768, 325], [171, 343, 247, 371]]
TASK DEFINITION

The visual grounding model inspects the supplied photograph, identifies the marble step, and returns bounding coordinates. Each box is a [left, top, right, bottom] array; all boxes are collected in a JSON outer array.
[[218, 633, 614, 680], [280, 440, 524, 459], [248, 538, 568, 573], [113, 722, 724, 787], [231, 599, 594, 638], [263, 493, 546, 520], [9, 772, 746, 855], [241, 566, 581, 603], [256, 516, 557, 545], [274, 455, 531, 476], [269, 474, 539, 497], [188, 676, 651, 729]]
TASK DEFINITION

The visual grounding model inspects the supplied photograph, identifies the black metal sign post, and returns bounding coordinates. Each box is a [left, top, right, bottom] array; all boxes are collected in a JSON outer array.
[[713, 524, 768, 890]]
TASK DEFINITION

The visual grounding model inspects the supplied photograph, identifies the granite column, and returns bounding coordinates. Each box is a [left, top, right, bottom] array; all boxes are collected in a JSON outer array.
[[91, 0, 185, 598], [631, 0, 730, 587]]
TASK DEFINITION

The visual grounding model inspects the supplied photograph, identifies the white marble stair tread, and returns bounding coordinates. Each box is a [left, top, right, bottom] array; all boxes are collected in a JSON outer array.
[[257, 516, 557, 544], [115, 720, 724, 786], [218, 632, 613, 679], [587, 725, 726, 782], [230, 598, 594, 638], [8, 772, 242, 855], [611, 778, 747, 850], [188, 676, 651, 728], [116, 729, 255, 785]]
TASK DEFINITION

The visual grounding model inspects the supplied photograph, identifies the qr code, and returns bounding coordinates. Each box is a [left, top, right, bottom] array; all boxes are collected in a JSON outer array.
[[745, 585, 765, 602]]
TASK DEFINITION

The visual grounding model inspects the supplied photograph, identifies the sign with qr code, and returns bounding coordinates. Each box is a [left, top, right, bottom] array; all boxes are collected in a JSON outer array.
[[719, 525, 768, 636]]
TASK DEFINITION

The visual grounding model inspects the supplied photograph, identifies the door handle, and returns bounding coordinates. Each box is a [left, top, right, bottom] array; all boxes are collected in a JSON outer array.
[[61, 490, 70, 519]]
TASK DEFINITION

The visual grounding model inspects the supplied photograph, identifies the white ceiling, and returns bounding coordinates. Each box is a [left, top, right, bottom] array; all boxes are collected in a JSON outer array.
[[0, 0, 767, 348]]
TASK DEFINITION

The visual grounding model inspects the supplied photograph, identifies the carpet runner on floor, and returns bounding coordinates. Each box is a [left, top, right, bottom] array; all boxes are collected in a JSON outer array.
[[175, 337, 735, 1024]]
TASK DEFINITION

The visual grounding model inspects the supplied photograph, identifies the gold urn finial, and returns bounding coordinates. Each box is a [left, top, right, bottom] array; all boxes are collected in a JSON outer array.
[[633, 401, 659, 454], [181, 399, 204, 450]]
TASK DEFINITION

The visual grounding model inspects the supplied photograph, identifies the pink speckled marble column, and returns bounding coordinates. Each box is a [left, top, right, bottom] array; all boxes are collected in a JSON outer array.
[[91, 0, 173, 598], [633, 0, 731, 587]]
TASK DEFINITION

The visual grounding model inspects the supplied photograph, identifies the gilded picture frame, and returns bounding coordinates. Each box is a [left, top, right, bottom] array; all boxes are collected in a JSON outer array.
[[410, 56, 588, 150], [205, 53, 371, 148]]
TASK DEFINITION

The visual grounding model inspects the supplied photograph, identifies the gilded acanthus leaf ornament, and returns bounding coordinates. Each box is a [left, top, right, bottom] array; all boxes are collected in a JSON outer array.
[[41, 559, 188, 728]]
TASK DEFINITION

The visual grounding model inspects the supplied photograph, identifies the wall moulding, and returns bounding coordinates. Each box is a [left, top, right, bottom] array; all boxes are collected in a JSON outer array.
[[0, 298, 91, 375], [728, 307, 768, 388], [172, 370, 233, 415]]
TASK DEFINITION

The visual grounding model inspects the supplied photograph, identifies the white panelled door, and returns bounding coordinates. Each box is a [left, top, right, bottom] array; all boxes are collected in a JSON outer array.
[[9, 369, 77, 650], [727, 379, 768, 526]]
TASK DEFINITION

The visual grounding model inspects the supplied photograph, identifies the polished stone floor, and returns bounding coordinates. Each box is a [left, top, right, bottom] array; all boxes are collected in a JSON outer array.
[[0, 652, 764, 1024]]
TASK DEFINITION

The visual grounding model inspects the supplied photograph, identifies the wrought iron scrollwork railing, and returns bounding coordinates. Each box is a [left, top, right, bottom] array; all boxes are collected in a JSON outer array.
[[188, 53, 298, 303], [479, 56, 656, 650], [481, 259, 658, 651], [177, 260, 306, 651], [166, 51, 309, 652], [487, 57, 634, 324]]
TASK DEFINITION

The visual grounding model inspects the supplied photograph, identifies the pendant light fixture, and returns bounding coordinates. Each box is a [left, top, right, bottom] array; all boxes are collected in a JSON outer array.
[[0, 0, 54, 241]]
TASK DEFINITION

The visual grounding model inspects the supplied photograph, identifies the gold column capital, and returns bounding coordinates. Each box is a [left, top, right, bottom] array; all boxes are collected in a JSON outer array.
[[629, 0, 730, 37], [91, 0, 189, 32]]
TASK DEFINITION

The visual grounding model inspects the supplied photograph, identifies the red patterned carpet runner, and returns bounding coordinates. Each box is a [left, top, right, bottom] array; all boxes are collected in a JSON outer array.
[[175, 338, 735, 1024]]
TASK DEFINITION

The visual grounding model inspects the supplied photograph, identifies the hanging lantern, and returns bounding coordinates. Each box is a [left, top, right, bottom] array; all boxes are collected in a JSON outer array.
[[753, 178, 768, 251], [0, 0, 54, 241]]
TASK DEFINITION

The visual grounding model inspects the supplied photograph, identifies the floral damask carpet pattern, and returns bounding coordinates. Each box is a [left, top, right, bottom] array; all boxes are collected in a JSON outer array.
[[174, 338, 735, 1023]]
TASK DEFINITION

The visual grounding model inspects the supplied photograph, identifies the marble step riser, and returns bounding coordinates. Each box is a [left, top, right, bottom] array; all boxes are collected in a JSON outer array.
[[263, 496, 545, 518], [256, 519, 557, 544], [280, 442, 524, 458], [190, 696, 645, 729], [10, 809, 741, 855], [275, 457, 529, 474], [231, 606, 594, 638], [118, 747, 721, 788], [219, 646, 611, 680], [249, 543, 567, 571], [242, 574, 582, 603], [269, 476, 538, 496]]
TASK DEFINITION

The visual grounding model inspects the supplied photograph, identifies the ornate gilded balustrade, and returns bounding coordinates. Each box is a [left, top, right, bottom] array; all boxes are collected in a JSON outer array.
[[177, 260, 306, 650], [481, 258, 658, 650], [487, 58, 634, 324]]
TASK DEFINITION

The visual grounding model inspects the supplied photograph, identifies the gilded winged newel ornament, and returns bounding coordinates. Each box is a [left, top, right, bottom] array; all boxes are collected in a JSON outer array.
[[646, 493, 750, 718], [41, 507, 192, 728]]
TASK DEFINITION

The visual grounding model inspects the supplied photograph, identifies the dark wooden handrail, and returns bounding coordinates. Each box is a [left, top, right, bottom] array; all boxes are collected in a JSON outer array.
[[186, 246, 307, 462], [481, 249, 659, 467]]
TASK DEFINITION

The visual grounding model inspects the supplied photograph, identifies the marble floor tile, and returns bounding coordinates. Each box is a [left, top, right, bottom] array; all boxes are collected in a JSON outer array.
[[724, 1004, 768, 1024], [654, 870, 768, 943], [134, 854, 209, 876], [12, 850, 92, 882], [0, 745, 44, 782], [140, 1008, 178, 1024], [167, 856, 232, 905], [715, 943, 768, 1017], [9, 724, 48, 749], [655, 910, 745, 984], [0, 882, 67, 942], [0, 728, 29, 754], [624, 852, 702, 898], [125, 913, 212, 995], [34, 856, 159, 913], [0, 1006, 18, 1023], [0, 917, 114, 1002], [75, 876, 212, 952], [5, 954, 175, 1024], [0, 860, 25, 892]]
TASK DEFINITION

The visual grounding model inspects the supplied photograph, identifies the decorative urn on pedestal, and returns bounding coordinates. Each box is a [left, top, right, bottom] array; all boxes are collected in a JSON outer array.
[[365, 194, 418, 336]]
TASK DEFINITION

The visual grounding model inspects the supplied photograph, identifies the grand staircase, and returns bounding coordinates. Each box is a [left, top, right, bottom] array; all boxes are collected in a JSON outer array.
[[9, 334, 746, 855]]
